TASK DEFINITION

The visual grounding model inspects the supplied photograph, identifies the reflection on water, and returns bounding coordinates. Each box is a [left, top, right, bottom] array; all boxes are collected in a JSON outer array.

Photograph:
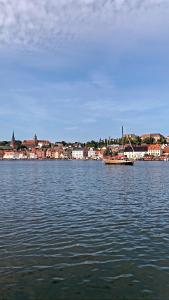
[[0, 160, 169, 299]]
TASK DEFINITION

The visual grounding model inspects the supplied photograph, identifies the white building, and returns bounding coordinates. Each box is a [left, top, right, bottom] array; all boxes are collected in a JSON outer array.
[[72, 148, 84, 159], [124, 146, 148, 160], [3, 151, 18, 159], [88, 148, 96, 159], [3, 151, 28, 160], [147, 145, 162, 157], [18, 153, 27, 159], [29, 153, 38, 159]]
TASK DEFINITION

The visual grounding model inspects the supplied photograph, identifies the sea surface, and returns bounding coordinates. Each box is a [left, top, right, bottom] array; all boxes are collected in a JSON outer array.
[[0, 160, 169, 300]]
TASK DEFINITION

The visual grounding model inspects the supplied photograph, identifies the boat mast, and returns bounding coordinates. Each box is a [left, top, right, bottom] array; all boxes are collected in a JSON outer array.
[[127, 135, 135, 160], [122, 125, 124, 153]]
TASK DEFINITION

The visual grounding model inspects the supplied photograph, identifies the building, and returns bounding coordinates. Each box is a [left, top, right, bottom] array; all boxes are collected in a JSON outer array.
[[72, 148, 84, 159], [124, 133, 137, 139], [36, 149, 46, 159], [28, 152, 37, 159], [10, 131, 16, 148], [0, 150, 4, 159], [124, 146, 148, 160], [95, 148, 104, 159], [109, 144, 120, 154], [27, 147, 37, 159], [22, 134, 50, 149], [147, 144, 162, 157], [37, 140, 50, 148], [46, 147, 63, 159], [17, 150, 27, 159], [140, 133, 164, 143], [22, 134, 38, 148], [88, 148, 96, 159], [3, 150, 17, 159], [162, 146, 169, 156], [64, 147, 72, 159], [46, 148, 54, 159]]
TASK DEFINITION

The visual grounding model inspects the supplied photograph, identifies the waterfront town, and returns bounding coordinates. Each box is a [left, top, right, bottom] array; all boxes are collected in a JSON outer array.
[[1, 132, 169, 161]]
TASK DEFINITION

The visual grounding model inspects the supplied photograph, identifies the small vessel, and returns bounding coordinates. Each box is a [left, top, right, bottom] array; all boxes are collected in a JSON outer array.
[[104, 126, 134, 166], [104, 155, 134, 165]]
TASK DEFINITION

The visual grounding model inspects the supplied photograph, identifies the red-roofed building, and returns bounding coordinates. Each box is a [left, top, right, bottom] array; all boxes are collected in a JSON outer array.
[[22, 134, 50, 149], [22, 134, 38, 148], [147, 144, 162, 157], [163, 146, 169, 156], [36, 149, 46, 159]]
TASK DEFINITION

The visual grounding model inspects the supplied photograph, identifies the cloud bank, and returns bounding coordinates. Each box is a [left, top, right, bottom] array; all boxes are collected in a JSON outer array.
[[0, 0, 168, 49], [0, 0, 169, 140]]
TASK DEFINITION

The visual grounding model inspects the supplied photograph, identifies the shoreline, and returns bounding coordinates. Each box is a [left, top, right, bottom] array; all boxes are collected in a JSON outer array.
[[0, 158, 168, 162]]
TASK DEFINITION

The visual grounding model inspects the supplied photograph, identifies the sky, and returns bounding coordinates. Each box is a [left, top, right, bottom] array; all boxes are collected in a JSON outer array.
[[0, 0, 169, 142]]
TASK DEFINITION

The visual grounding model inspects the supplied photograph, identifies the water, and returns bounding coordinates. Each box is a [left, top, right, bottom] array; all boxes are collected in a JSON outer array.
[[0, 160, 169, 300]]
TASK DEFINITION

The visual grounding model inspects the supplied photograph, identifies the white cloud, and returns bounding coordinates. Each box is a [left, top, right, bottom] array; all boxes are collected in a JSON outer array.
[[0, 0, 168, 49]]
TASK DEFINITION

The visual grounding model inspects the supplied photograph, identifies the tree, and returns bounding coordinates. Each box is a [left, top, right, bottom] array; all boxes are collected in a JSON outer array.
[[86, 140, 98, 148], [15, 140, 22, 150], [132, 136, 141, 145], [142, 137, 155, 144], [158, 136, 166, 144], [16, 144, 28, 150], [61, 141, 67, 146], [104, 148, 112, 156]]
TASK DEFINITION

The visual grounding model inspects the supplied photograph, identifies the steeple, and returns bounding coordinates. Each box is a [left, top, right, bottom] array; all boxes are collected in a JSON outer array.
[[12, 131, 15, 141], [34, 133, 38, 146], [11, 131, 16, 148]]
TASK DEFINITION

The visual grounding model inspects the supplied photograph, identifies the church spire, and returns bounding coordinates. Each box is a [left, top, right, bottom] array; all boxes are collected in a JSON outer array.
[[11, 131, 16, 148], [34, 133, 38, 146], [12, 131, 15, 141]]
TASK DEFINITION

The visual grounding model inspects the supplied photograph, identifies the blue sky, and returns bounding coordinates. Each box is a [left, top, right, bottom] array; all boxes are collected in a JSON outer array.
[[0, 0, 169, 141]]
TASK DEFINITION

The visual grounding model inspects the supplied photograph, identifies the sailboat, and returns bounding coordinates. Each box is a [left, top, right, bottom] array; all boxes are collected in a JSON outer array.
[[104, 126, 134, 165]]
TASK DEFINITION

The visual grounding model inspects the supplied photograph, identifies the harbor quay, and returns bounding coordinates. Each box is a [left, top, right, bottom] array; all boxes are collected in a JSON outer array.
[[1, 132, 169, 161]]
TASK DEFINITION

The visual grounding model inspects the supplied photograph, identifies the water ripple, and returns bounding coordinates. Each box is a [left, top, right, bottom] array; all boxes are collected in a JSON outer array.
[[0, 160, 169, 299]]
